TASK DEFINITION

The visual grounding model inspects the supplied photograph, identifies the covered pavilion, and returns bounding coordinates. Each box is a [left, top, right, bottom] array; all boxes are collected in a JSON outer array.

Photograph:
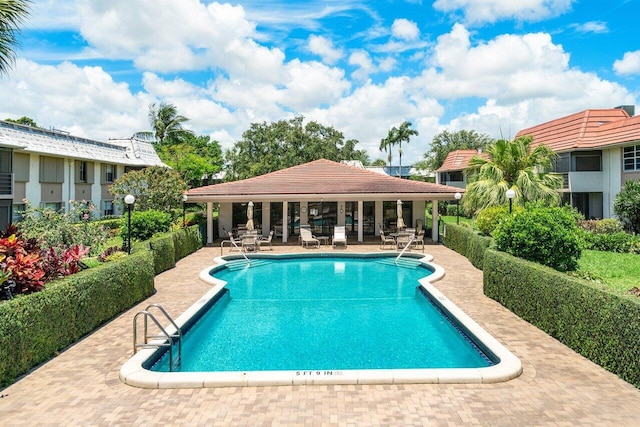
[[186, 159, 463, 244]]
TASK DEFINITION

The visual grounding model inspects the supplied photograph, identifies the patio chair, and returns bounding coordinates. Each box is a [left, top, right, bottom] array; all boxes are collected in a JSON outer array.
[[299, 227, 320, 248], [257, 230, 274, 251], [396, 232, 412, 251], [412, 229, 425, 251], [241, 234, 257, 252], [379, 229, 395, 250], [221, 231, 242, 254], [332, 226, 347, 248]]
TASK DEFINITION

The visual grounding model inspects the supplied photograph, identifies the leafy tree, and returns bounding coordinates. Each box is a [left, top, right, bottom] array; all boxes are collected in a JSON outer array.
[[371, 158, 387, 167], [156, 134, 223, 187], [0, 0, 30, 75], [109, 166, 188, 214], [147, 102, 194, 145], [225, 116, 365, 180], [423, 130, 493, 171], [493, 206, 583, 272], [380, 121, 418, 176], [5, 116, 38, 127], [464, 136, 562, 214], [614, 180, 640, 234]]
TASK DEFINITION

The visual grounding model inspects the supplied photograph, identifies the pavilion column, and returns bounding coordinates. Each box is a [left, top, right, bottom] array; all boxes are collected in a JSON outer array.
[[207, 202, 214, 245], [357, 200, 364, 243], [282, 201, 288, 243], [431, 200, 439, 243]]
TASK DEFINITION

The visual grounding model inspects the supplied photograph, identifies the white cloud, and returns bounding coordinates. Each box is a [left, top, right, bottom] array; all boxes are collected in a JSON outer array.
[[433, 0, 575, 25], [391, 19, 420, 41], [573, 21, 608, 34], [614, 51, 640, 76], [0, 59, 150, 139], [308, 35, 344, 64], [348, 50, 376, 81], [282, 60, 351, 110]]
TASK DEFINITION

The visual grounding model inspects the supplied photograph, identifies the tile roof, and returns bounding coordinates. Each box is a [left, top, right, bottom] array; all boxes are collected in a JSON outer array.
[[187, 159, 462, 201], [0, 120, 167, 167], [436, 150, 488, 172], [516, 109, 640, 152]]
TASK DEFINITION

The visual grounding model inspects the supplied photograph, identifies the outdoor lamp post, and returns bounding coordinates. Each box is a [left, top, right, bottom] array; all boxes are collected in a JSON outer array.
[[454, 192, 462, 224], [182, 194, 188, 228], [506, 189, 515, 214], [124, 194, 135, 254]]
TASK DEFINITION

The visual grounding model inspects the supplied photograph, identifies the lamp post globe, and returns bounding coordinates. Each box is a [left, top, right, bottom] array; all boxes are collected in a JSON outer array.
[[182, 194, 188, 228], [454, 192, 462, 224], [124, 194, 135, 254], [506, 189, 515, 214]]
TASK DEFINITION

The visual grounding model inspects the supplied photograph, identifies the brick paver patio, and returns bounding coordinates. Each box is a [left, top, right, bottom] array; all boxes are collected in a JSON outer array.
[[1, 240, 639, 426]]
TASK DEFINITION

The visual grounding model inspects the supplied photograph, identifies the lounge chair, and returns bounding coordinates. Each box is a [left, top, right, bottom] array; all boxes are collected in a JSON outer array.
[[257, 230, 274, 251], [380, 230, 395, 249], [299, 227, 320, 248], [298, 224, 311, 246], [332, 226, 347, 248]]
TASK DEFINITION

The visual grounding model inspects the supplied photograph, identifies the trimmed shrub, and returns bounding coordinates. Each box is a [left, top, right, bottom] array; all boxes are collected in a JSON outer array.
[[443, 223, 493, 270], [475, 205, 521, 236], [584, 231, 640, 254], [120, 210, 172, 242], [493, 206, 583, 272], [484, 249, 640, 388], [595, 218, 624, 234], [173, 225, 203, 261], [148, 234, 175, 274], [0, 249, 155, 386]]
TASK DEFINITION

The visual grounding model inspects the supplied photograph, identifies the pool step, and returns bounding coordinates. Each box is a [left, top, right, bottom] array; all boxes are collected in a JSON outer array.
[[375, 257, 421, 269], [224, 259, 270, 271]]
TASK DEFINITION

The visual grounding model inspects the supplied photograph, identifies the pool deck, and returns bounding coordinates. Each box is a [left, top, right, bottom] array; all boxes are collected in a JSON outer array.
[[1, 240, 640, 425]]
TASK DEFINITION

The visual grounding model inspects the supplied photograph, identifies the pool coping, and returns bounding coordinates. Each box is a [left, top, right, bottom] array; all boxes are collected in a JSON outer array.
[[120, 252, 522, 388]]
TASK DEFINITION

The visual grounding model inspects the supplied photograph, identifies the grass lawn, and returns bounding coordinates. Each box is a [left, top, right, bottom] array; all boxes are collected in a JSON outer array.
[[578, 249, 640, 293], [427, 215, 476, 228]]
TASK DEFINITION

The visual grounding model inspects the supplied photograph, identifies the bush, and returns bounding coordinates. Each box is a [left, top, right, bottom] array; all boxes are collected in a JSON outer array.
[[475, 205, 521, 236], [595, 218, 624, 234], [483, 249, 640, 389], [493, 206, 583, 272], [443, 223, 493, 270], [584, 231, 640, 254], [148, 234, 175, 274], [614, 180, 640, 234], [173, 225, 203, 260], [120, 210, 172, 243]]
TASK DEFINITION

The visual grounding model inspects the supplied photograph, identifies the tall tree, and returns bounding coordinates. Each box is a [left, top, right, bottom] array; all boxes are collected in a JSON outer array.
[[380, 121, 418, 176], [147, 102, 193, 145], [423, 129, 493, 171], [0, 0, 30, 75], [109, 166, 188, 213], [5, 115, 38, 127], [463, 136, 562, 213], [156, 134, 224, 188], [225, 116, 364, 181]]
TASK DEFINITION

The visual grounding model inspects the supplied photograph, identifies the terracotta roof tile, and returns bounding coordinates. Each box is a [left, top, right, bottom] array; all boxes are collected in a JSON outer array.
[[187, 159, 462, 201], [436, 150, 488, 172], [516, 109, 640, 152]]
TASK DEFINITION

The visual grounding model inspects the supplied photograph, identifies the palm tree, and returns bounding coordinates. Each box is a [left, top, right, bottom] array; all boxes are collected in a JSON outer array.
[[148, 102, 193, 145], [463, 136, 562, 213], [380, 121, 419, 177], [0, 0, 30, 75]]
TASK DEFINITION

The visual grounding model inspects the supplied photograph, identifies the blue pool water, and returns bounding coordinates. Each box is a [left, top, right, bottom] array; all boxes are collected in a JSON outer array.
[[150, 256, 493, 372]]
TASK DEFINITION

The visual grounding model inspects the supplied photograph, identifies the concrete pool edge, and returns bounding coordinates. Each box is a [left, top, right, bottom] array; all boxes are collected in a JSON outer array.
[[120, 252, 522, 388]]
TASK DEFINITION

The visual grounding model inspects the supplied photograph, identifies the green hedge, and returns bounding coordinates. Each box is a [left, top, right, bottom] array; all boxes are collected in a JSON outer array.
[[0, 250, 154, 386], [0, 226, 203, 387], [443, 223, 493, 270], [484, 249, 640, 388]]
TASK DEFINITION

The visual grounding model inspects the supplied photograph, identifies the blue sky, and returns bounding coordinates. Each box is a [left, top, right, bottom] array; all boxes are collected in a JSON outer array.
[[2, 0, 639, 165]]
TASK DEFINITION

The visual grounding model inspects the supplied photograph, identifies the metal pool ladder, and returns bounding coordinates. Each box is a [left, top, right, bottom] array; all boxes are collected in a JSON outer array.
[[133, 304, 182, 371], [394, 235, 415, 265]]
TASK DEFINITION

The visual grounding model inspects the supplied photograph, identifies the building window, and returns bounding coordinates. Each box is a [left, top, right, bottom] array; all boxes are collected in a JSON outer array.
[[105, 164, 117, 183], [41, 202, 62, 212], [573, 151, 601, 171], [623, 145, 640, 171], [12, 203, 26, 222], [102, 200, 114, 216], [79, 161, 87, 182]]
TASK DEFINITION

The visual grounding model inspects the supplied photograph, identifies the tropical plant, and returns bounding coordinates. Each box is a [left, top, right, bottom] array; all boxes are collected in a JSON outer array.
[[613, 179, 640, 234], [422, 129, 493, 171], [493, 206, 583, 272], [0, 0, 30, 75], [463, 136, 562, 214], [0, 227, 45, 295], [109, 166, 188, 214], [147, 102, 194, 145], [379, 121, 418, 176], [41, 244, 90, 280]]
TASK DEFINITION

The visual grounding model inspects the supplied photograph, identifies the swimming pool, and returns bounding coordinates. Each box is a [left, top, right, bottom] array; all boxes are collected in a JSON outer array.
[[120, 253, 522, 388]]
